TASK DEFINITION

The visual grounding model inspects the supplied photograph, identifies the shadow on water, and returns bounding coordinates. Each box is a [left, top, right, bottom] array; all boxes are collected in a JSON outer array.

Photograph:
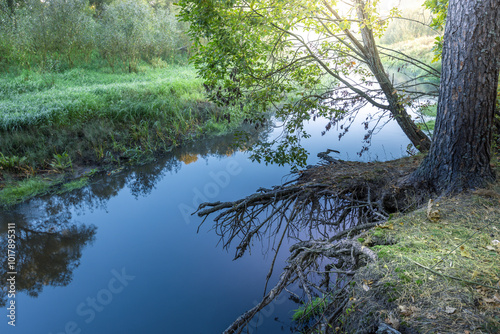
[[0, 108, 413, 333], [0, 127, 270, 307], [0, 212, 96, 308]]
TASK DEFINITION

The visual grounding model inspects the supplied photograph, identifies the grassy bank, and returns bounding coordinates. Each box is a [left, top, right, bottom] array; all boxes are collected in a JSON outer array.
[[341, 168, 500, 333], [381, 35, 438, 67], [0, 64, 238, 207], [380, 35, 441, 92], [280, 156, 499, 333]]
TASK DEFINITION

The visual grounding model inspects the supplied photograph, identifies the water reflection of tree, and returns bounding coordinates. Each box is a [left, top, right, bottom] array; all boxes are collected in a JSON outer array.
[[0, 126, 269, 306], [124, 127, 269, 199], [194, 158, 423, 333], [0, 211, 96, 307]]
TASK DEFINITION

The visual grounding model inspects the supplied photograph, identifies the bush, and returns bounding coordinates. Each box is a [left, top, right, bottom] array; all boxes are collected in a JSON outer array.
[[0, 7, 14, 68], [13, 0, 96, 68], [0, 0, 190, 71], [98, 0, 188, 71], [98, 0, 152, 71]]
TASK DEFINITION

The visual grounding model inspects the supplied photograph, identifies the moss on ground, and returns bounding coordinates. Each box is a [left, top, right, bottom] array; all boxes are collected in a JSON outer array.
[[342, 176, 500, 333]]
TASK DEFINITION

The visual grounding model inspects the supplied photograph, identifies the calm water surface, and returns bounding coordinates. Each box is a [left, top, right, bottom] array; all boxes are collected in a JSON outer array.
[[1, 107, 411, 334]]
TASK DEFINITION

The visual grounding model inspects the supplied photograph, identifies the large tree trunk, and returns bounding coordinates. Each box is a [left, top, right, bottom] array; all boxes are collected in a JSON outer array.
[[411, 0, 500, 193]]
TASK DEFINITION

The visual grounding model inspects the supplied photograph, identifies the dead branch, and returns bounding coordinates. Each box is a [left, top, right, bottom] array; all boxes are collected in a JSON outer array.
[[336, 239, 378, 262], [223, 264, 298, 334], [195, 159, 424, 332]]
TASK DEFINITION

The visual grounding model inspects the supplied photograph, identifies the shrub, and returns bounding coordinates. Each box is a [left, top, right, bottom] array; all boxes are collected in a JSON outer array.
[[12, 0, 96, 68]]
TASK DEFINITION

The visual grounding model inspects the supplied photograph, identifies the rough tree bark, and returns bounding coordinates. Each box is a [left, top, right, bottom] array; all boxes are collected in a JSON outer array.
[[412, 0, 500, 193]]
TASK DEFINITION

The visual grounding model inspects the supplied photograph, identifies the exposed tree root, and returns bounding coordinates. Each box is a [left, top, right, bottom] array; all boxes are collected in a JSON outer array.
[[194, 156, 427, 333], [223, 262, 298, 334]]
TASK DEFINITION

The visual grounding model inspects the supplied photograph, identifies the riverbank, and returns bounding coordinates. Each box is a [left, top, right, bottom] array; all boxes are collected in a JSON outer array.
[[0, 65, 240, 207], [341, 183, 500, 333], [197, 153, 500, 334], [307, 160, 500, 333]]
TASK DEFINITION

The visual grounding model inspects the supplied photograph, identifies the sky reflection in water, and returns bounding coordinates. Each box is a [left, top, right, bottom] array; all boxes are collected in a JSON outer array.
[[0, 108, 411, 334]]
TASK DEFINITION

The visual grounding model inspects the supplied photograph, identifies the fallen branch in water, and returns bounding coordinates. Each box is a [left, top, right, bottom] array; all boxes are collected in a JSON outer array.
[[223, 234, 375, 334], [223, 263, 298, 334], [194, 158, 426, 332]]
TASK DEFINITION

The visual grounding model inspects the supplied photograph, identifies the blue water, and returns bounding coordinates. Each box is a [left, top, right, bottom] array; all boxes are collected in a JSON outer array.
[[0, 108, 410, 334]]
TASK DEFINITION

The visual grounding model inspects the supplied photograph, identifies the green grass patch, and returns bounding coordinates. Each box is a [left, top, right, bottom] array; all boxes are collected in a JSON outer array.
[[417, 119, 435, 132], [416, 103, 437, 133], [0, 65, 206, 130], [0, 174, 91, 208], [0, 178, 51, 206], [0, 64, 240, 169], [292, 295, 330, 323], [58, 177, 89, 194], [0, 64, 242, 206], [420, 104, 437, 117], [356, 178, 500, 333]]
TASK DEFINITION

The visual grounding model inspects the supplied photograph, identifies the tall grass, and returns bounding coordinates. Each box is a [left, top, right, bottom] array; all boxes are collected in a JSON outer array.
[[0, 65, 205, 130], [0, 64, 237, 169], [0, 178, 51, 206], [377, 7, 441, 92], [379, 35, 441, 92]]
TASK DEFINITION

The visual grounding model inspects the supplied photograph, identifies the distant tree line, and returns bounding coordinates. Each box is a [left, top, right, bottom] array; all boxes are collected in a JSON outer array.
[[0, 0, 190, 71]]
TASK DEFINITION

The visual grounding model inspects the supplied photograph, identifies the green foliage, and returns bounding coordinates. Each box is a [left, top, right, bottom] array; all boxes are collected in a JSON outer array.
[[292, 296, 329, 323], [0, 66, 205, 130], [178, 0, 434, 167], [0, 175, 91, 207], [424, 0, 448, 31], [98, 0, 180, 70], [424, 0, 448, 62], [0, 153, 28, 171], [11, 0, 96, 68], [415, 103, 437, 134], [50, 152, 72, 171], [0, 0, 190, 71], [418, 119, 435, 133], [0, 178, 50, 206], [58, 177, 89, 193], [420, 104, 437, 117], [0, 65, 237, 169]]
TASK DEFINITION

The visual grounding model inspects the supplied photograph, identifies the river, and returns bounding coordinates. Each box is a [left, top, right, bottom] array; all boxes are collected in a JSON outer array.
[[0, 105, 411, 334]]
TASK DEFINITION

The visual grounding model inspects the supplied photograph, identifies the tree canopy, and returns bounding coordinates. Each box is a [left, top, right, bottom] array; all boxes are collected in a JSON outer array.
[[179, 0, 440, 166], [423, 0, 448, 61]]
